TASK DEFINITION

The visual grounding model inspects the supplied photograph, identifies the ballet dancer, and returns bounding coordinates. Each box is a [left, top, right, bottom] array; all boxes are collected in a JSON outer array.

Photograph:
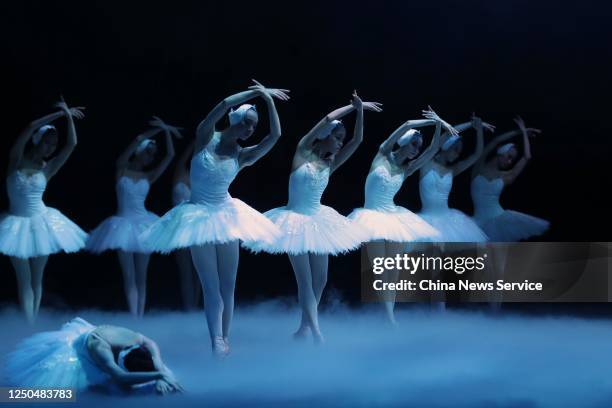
[[470, 117, 548, 307], [0, 99, 87, 322], [171, 141, 201, 310], [471, 116, 548, 241], [418, 114, 494, 242], [141, 80, 289, 356], [348, 107, 456, 324], [86, 117, 182, 317], [5, 317, 183, 395], [246, 91, 382, 343]]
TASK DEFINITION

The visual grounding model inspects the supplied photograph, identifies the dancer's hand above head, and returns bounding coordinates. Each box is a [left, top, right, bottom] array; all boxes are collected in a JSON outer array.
[[149, 116, 183, 139], [514, 116, 541, 137], [351, 90, 363, 110], [55, 97, 86, 120], [248, 79, 291, 101], [471, 113, 495, 133], [363, 101, 383, 112], [423, 106, 456, 136]]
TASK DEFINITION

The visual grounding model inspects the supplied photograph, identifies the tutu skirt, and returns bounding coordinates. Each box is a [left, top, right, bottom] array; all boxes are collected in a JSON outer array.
[[86, 213, 159, 253], [244, 205, 368, 255], [4, 318, 110, 390], [420, 209, 489, 243], [141, 198, 281, 253], [0, 208, 87, 259], [348, 206, 441, 243], [475, 210, 549, 242]]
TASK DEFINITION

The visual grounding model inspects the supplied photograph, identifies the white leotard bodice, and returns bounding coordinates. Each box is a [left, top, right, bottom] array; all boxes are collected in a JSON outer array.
[[364, 165, 404, 212], [116, 177, 151, 217], [190, 135, 239, 206], [6, 170, 47, 217], [286, 162, 330, 215], [419, 169, 453, 212], [471, 175, 505, 220], [172, 182, 191, 206]]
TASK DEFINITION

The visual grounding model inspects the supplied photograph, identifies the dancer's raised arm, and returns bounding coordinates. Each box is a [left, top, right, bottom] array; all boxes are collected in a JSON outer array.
[[331, 92, 371, 172], [145, 117, 182, 183], [238, 80, 290, 168], [8, 108, 65, 172], [44, 99, 85, 180], [402, 110, 448, 176], [503, 116, 540, 184], [196, 79, 289, 152], [451, 115, 493, 176]]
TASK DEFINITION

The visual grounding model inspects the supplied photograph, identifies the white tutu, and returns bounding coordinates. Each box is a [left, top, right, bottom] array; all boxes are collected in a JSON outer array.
[[476, 210, 549, 242], [245, 204, 367, 255], [419, 169, 488, 243], [0, 171, 87, 259], [471, 175, 549, 242], [86, 213, 159, 253], [420, 209, 489, 243], [141, 198, 281, 253], [4, 317, 110, 390], [349, 207, 441, 243], [86, 177, 159, 253], [244, 162, 367, 255]]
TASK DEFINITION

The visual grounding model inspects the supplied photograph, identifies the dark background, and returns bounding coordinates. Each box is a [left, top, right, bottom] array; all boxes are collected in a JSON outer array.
[[0, 0, 610, 311]]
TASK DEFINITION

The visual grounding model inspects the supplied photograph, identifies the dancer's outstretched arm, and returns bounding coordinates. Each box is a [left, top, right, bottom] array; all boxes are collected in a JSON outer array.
[[91, 342, 166, 386], [451, 115, 493, 176], [195, 79, 289, 153], [331, 92, 366, 172], [8, 109, 66, 173], [239, 81, 290, 168], [44, 99, 85, 180], [297, 105, 356, 154], [379, 119, 436, 156], [142, 336, 184, 393], [145, 117, 182, 183], [503, 116, 541, 184]]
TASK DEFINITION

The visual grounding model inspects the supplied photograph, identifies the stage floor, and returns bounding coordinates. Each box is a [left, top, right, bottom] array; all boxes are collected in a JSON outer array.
[[1, 303, 611, 407]]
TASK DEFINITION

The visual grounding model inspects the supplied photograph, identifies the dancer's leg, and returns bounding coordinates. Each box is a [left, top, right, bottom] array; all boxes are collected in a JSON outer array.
[[309, 253, 328, 304], [366, 241, 395, 321], [289, 254, 323, 343], [175, 249, 199, 310], [191, 244, 223, 341], [217, 241, 239, 341], [29, 255, 48, 318], [383, 241, 404, 325], [134, 253, 151, 317], [117, 251, 138, 316], [9, 257, 34, 323]]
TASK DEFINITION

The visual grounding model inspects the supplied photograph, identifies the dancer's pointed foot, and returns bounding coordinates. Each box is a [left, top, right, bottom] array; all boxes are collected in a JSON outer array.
[[212, 336, 229, 358], [312, 330, 325, 345], [292, 327, 310, 341]]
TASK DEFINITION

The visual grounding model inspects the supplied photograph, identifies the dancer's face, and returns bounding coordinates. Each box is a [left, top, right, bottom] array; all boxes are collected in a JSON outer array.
[[136, 142, 158, 166], [235, 110, 259, 140], [497, 146, 518, 170], [443, 139, 463, 163], [397, 134, 424, 162], [317, 125, 346, 160], [34, 129, 59, 159]]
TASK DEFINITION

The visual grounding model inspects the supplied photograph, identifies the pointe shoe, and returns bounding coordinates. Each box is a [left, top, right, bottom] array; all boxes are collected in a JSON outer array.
[[212, 336, 229, 358], [223, 336, 231, 353]]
